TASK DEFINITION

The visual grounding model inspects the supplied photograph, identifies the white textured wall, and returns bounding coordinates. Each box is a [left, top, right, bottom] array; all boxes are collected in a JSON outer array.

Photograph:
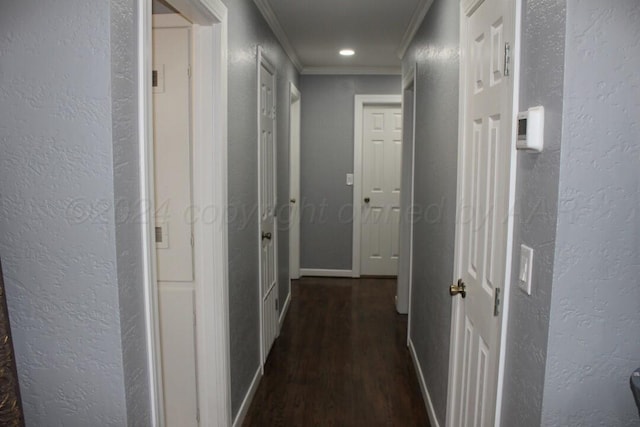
[[0, 0, 142, 424], [542, 1, 640, 425]]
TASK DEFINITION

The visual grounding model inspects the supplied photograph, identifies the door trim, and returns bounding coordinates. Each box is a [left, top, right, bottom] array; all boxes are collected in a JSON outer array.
[[402, 64, 417, 336], [288, 82, 301, 282], [257, 46, 278, 371], [445, 0, 522, 426], [139, 0, 231, 425], [352, 94, 403, 278]]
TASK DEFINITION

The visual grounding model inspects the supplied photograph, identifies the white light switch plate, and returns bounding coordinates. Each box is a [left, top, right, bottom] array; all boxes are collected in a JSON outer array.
[[519, 244, 533, 295], [346, 173, 354, 186]]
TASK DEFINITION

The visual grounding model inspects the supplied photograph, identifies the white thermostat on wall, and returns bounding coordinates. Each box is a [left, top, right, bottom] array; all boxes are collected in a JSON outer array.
[[516, 106, 544, 152]]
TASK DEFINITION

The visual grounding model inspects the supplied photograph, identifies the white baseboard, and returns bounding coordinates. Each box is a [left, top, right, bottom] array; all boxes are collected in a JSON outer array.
[[232, 367, 262, 427], [299, 268, 353, 278], [279, 289, 291, 328], [408, 338, 441, 427]]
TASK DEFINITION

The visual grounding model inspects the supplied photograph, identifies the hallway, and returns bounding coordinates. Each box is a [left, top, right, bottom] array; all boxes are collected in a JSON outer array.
[[243, 278, 430, 426]]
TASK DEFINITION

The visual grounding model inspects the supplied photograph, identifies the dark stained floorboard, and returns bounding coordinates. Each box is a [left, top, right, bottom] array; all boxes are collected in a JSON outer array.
[[242, 277, 431, 427]]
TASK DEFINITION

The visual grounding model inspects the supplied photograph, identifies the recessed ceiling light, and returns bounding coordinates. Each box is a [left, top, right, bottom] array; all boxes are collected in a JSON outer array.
[[339, 49, 355, 57]]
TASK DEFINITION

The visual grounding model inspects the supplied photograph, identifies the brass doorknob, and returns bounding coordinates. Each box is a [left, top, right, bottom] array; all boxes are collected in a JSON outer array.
[[261, 232, 272, 240], [450, 279, 466, 298]]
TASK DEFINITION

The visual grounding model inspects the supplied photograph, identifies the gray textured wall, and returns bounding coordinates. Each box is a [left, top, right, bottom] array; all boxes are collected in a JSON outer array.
[[0, 0, 130, 424], [541, 1, 640, 425], [223, 0, 299, 418], [500, 1, 567, 426], [112, 0, 152, 425], [401, 0, 459, 424], [298, 74, 401, 271]]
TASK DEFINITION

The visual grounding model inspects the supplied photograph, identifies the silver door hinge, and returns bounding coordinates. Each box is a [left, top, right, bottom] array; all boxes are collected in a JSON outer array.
[[188, 66, 192, 78], [504, 43, 511, 77], [494, 288, 501, 317]]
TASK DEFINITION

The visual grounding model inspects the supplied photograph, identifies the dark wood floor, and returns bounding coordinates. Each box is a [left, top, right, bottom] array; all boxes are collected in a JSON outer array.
[[243, 277, 430, 426]]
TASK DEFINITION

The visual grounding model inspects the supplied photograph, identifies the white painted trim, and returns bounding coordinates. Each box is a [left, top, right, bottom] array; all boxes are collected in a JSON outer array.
[[231, 367, 262, 427], [446, 1, 520, 426], [141, 0, 231, 426], [494, 1, 522, 424], [402, 64, 417, 342], [288, 82, 301, 281], [299, 269, 353, 278], [301, 66, 402, 76], [252, 0, 303, 72], [138, 0, 164, 424], [278, 288, 291, 328], [409, 338, 441, 427], [397, 0, 434, 59], [152, 13, 192, 28], [352, 94, 403, 278]]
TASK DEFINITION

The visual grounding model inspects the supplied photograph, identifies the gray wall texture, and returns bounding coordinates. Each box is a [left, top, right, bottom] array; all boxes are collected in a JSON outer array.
[[541, 1, 640, 425], [223, 0, 299, 418], [500, 1, 567, 425], [299, 74, 401, 271], [113, 0, 152, 425], [0, 0, 147, 424], [401, 0, 460, 424]]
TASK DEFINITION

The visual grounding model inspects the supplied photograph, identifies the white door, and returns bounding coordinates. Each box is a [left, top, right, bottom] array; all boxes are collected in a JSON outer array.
[[361, 105, 402, 276], [449, 0, 515, 425], [289, 84, 301, 281], [258, 51, 279, 365], [152, 19, 199, 427]]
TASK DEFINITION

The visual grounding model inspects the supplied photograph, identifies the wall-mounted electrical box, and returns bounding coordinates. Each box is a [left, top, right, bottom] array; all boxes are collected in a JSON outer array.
[[516, 106, 544, 152]]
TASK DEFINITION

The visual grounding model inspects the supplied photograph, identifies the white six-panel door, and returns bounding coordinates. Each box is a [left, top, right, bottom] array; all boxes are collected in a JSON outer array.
[[152, 20, 199, 427], [258, 51, 279, 366], [360, 105, 403, 276], [449, 0, 515, 425]]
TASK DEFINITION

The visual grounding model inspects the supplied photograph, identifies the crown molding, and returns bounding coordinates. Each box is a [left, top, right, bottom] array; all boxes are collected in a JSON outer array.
[[253, 0, 304, 72], [301, 66, 402, 76], [397, 0, 434, 59]]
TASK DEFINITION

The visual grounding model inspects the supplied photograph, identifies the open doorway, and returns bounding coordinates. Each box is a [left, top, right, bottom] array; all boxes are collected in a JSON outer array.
[[139, 0, 230, 425]]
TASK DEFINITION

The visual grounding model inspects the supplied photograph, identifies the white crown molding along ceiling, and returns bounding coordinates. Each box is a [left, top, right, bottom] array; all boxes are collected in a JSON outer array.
[[253, 0, 433, 75]]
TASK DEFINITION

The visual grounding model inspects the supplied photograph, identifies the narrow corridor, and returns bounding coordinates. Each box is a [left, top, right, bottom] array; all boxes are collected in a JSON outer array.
[[243, 277, 430, 426]]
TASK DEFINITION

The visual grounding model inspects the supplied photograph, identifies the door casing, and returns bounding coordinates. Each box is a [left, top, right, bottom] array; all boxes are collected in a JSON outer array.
[[352, 94, 403, 278], [398, 64, 417, 316], [138, 1, 231, 425], [288, 83, 301, 282], [445, 0, 522, 426]]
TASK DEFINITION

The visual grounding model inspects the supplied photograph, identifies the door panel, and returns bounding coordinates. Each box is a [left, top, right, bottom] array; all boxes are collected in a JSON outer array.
[[259, 58, 278, 362], [153, 27, 193, 283], [152, 25, 199, 427], [451, 0, 514, 425], [361, 105, 402, 276]]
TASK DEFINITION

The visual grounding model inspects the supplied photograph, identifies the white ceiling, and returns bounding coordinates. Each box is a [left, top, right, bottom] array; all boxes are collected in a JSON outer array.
[[256, 0, 433, 74]]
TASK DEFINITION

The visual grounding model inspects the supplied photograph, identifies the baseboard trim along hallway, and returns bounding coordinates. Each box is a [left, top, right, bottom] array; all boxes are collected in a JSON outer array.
[[278, 290, 291, 328], [232, 368, 262, 427], [299, 268, 353, 277], [409, 338, 441, 427]]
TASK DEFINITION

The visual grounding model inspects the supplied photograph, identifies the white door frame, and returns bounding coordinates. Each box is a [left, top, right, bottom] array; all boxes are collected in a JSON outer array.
[[288, 82, 301, 282], [138, 0, 230, 425], [401, 65, 417, 337], [445, 0, 521, 426], [352, 94, 403, 277], [257, 46, 278, 371]]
